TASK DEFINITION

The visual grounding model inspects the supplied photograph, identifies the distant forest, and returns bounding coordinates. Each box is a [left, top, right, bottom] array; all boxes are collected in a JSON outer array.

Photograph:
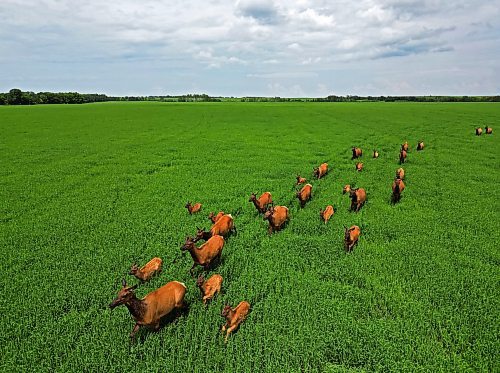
[[1, 88, 499, 105]]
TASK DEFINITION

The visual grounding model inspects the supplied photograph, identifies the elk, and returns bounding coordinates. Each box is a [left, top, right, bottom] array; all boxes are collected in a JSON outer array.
[[399, 149, 407, 164], [416, 141, 424, 151], [185, 202, 202, 215], [396, 167, 405, 180], [181, 235, 224, 275], [344, 225, 361, 252], [373, 150, 379, 158], [208, 211, 225, 224], [342, 184, 351, 195], [296, 175, 306, 185], [313, 163, 328, 179], [195, 214, 236, 242], [296, 183, 312, 208], [355, 162, 363, 172], [221, 301, 251, 342], [392, 178, 405, 203], [129, 257, 163, 282], [476, 127, 483, 136], [196, 274, 223, 305], [320, 205, 334, 224], [349, 188, 366, 212], [109, 279, 186, 340], [249, 192, 273, 213], [402, 141, 409, 152], [485, 126, 493, 134], [263, 205, 289, 234], [351, 147, 362, 159]]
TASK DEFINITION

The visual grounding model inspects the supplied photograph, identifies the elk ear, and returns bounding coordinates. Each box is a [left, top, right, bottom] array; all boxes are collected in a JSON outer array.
[[122, 278, 127, 287]]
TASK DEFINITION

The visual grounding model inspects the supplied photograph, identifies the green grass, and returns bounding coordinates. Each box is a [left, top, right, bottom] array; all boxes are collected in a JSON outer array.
[[1, 102, 499, 372]]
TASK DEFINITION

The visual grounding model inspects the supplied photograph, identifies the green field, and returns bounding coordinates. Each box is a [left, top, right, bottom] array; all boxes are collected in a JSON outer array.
[[1, 102, 499, 372]]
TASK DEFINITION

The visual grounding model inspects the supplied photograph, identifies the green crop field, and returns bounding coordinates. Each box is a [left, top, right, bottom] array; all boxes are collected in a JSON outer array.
[[1, 102, 499, 372]]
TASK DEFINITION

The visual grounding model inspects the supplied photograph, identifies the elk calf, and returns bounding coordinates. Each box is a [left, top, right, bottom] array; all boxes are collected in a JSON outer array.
[[196, 214, 236, 242], [221, 301, 251, 342], [129, 257, 163, 282], [208, 211, 225, 224], [416, 141, 424, 151], [344, 225, 361, 252], [181, 235, 224, 275], [296, 175, 306, 185], [249, 192, 273, 213], [320, 205, 334, 224], [373, 150, 379, 158], [297, 183, 312, 208], [196, 274, 223, 305], [399, 149, 407, 164], [396, 167, 405, 180], [313, 163, 328, 179], [355, 162, 363, 172], [476, 127, 483, 136], [392, 178, 405, 203], [185, 202, 202, 215], [485, 126, 493, 134], [263, 205, 289, 234], [352, 147, 362, 159], [349, 188, 366, 212], [109, 279, 186, 340]]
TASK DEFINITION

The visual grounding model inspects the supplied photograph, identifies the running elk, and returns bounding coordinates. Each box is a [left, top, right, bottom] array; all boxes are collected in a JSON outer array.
[[476, 127, 483, 135], [396, 167, 405, 180], [399, 149, 407, 164], [221, 301, 251, 342], [417, 141, 424, 151], [129, 257, 163, 282], [297, 183, 312, 208], [402, 141, 409, 152], [313, 163, 328, 179], [342, 184, 351, 195], [485, 126, 493, 134], [392, 178, 405, 203], [373, 150, 379, 158], [263, 205, 289, 234], [352, 147, 362, 159], [355, 162, 363, 172], [195, 214, 236, 241], [196, 274, 223, 305], [208, 211, 225, 224], [349, 188, 366, 212], [344, 225, 361, 252], [109, 279, 186, 340], [296, 175, 306, 185], [320, 205, 334, 224], [185, 202, 202, 215], [249, 192, 273, 213], [181, 235, 225, 275]]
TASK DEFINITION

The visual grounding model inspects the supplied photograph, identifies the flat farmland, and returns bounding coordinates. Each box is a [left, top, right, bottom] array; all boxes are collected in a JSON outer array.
[[0, 102, 499, 372]]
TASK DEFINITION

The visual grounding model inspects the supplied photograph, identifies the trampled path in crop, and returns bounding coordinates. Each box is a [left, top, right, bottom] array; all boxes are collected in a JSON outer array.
[[0, 102, 499, 372]]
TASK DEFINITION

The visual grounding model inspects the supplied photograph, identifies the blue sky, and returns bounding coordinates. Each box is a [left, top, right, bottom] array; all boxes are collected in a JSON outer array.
[[0, 0, 499, 96]]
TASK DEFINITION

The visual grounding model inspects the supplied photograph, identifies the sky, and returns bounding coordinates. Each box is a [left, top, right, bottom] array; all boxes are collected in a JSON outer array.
[[0, 0, 499, 97]]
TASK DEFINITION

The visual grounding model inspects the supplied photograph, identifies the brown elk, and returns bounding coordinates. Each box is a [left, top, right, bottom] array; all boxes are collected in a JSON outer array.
[[392, 178, 405, 203], [349, 188, 366, 212], [485, 126, 493, 134], [416, 141, 424, 151], [313, 163, 328, 179], [355, 162, 363, 172], [221, 301, 251, 342], [373, 150, 379, 158], [352, 147, 362, 159], [208, 211, 225, 224], [129, 257, 163, 282], [297, 183, 312, 208], [344, 225, 361, 252], [263, 205, 289, 234], [195, 214, 236, 242], [109, 279, 186, 340], [296, 175, 307, 185], [196, 274, 223, 305], [185, 202, 202, 215], [402, 141, 409, 152], [399, 149, 407, 164], [476, 127, 483, 136], [396, 167, 405, 180], [249, 192, 273, 213], [342, 184, 351, 195], [320, 205, 334, 224], [181, 235, 225, 275]]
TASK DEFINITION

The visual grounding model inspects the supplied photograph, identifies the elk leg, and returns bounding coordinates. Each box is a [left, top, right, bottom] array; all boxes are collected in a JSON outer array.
[[224, 325, 238, 343], [130, 323, 140, 339]]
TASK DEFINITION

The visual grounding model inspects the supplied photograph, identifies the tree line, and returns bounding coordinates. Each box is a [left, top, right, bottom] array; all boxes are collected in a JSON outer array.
[[1, 88, 498, 105]]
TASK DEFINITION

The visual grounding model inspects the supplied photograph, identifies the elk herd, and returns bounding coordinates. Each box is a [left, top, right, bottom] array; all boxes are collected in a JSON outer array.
[[109, 137, 448, 342]]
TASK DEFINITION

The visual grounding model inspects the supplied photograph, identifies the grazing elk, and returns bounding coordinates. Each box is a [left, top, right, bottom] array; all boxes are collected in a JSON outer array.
[[399, 149, 407, 164], [476, 127, 483, 136], [416, 141, 424, 151], [485, 126, 493, 134], [296, 175, 307, 185], [396, 167, 405, 180], [208, 211, 225, 224], [109, 279, 187, 340], [249, 192, 273, 213], [349, 188, 366, 212], [392, 178, 405, 203], [297, 183, 312, 208], [185, 202, 202, 215], [352, 147, 362, 159], [344, 225, 361, 252], [221, 301, 251, 342], [195, 214, 236, 242], [342, 184, 351, 195], [373, 150, 379, 158], [402, 141, 409, 152], [313, 163, 328, 179], [320, 205, 334, 224], [196, 274, 223, 305], [129, 257, 163, 282], [263, 205, 289, 234], [355, 162, 363, 172], [181, 235, 225, 275]]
